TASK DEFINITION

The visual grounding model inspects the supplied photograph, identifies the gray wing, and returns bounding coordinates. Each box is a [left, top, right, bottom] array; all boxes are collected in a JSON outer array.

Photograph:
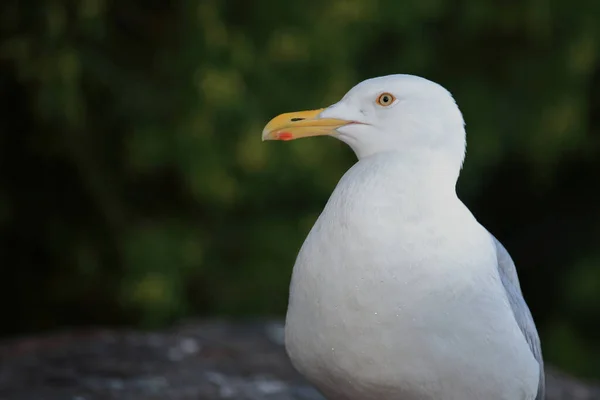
[[490, 233, 545, 400]]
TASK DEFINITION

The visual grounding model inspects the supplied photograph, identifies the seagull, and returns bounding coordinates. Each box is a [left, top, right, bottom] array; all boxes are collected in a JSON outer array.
[[262, 74, 544, 400]]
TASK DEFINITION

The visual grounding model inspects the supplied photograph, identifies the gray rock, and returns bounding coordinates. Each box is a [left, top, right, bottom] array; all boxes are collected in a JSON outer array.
[[0, 320, 597, 399]]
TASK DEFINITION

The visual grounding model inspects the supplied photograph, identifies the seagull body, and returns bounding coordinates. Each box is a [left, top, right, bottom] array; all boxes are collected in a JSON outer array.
[[262, 75, 544, 400]]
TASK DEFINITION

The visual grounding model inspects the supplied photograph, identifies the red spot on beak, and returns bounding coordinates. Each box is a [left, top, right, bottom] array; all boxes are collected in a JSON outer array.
[[278, 132, 293, 141]]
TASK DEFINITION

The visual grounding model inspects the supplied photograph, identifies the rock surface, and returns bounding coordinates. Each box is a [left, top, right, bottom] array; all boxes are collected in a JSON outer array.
[[0, 320, 598, 400]]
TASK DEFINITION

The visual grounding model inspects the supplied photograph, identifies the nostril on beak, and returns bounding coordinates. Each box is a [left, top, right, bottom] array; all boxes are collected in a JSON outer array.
[[291, 118, 305, 122]]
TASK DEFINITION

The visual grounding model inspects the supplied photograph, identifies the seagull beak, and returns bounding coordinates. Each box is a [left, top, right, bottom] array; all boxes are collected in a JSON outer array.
[[262, 108, 353, 141]]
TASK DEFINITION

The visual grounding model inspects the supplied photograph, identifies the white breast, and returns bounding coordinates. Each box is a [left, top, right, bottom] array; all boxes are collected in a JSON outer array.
[[284, 154, 539, 400]]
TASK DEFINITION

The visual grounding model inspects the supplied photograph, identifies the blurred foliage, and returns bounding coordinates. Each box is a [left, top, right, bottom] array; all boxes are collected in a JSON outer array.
[[1, 0, 600, 379]]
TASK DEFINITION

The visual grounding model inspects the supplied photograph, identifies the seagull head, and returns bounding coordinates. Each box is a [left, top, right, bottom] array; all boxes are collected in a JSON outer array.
[[262, 74, 467, 175]]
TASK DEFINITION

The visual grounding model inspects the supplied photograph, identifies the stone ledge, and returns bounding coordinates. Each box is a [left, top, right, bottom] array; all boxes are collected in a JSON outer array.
[[0, 320, 598, 400]]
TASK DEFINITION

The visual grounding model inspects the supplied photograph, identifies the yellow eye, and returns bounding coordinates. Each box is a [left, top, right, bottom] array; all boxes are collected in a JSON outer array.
[[376, 92, 396, 107]]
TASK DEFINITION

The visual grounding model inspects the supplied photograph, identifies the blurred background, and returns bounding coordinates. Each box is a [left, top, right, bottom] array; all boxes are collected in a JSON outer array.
[[1, 0, 599, 381]]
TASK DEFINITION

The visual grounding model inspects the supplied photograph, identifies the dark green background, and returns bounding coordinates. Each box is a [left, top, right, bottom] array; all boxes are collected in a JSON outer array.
[[1, 0, 599, 380]]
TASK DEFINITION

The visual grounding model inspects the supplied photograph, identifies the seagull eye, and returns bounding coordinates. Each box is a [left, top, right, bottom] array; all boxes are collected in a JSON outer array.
[[376, 93, 396, 107]]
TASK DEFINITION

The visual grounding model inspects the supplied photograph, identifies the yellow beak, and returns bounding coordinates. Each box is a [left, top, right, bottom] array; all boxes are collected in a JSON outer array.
[[262, 108, 353, 141]]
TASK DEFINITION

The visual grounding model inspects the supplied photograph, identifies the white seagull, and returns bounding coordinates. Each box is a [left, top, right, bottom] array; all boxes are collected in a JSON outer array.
[[262, 74, 544, 400]]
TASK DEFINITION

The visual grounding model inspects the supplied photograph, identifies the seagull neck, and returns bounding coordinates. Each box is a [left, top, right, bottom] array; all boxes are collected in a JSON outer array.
[[360, 150, 461, 197]]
